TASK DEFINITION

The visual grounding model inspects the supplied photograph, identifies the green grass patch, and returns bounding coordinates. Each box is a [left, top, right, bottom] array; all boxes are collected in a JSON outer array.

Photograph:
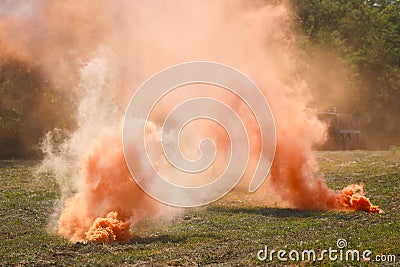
[[0, 151, 399, 266]]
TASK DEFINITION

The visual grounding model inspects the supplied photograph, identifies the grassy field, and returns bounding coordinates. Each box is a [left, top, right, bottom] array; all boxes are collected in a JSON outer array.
[[0, 151, 399, 266]]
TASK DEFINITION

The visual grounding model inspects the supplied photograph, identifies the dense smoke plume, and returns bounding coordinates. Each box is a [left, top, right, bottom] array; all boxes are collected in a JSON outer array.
[[0, 0, 380, 243]]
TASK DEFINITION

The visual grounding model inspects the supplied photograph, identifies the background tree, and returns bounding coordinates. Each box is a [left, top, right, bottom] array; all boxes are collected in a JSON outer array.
[[292, 0, 400, 147], [0, 59, 73, 159]]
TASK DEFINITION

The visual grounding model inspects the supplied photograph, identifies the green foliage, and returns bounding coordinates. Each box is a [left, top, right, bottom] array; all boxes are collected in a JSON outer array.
[[292, 0, 400, 147], [0, 59, 73, 159], [0, 1, 398, 156]]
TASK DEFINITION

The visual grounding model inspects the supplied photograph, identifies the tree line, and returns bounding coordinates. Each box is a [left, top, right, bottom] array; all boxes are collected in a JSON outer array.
[[0, 60, 73, 158], [0, 0, 399, 158], [291, 0, 400, 147]]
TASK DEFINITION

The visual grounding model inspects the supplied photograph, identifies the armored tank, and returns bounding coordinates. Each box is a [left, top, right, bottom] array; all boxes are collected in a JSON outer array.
[[317, 109, 361, 150]]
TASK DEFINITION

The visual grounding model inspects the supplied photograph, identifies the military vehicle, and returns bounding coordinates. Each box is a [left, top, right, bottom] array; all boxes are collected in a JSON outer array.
[[317, 109, 361, 150]]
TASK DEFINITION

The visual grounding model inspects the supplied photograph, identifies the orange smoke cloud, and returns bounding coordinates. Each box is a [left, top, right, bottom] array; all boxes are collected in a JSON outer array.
[[340, 184, 381, 213], [85, 211, 131, 243], [265, 100, 381, 213], [270, 141, 381, 212], [58, 128, 159, 242], [0, 0, 382, 244]]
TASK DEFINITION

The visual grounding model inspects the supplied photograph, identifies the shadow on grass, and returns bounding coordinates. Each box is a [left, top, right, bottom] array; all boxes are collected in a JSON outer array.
[[208, 205, 363, 220], [129, 234, 187, 245], [237, 207, 319, 218], [211, 206, 318, 218], [0, 159, 40, 168]]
